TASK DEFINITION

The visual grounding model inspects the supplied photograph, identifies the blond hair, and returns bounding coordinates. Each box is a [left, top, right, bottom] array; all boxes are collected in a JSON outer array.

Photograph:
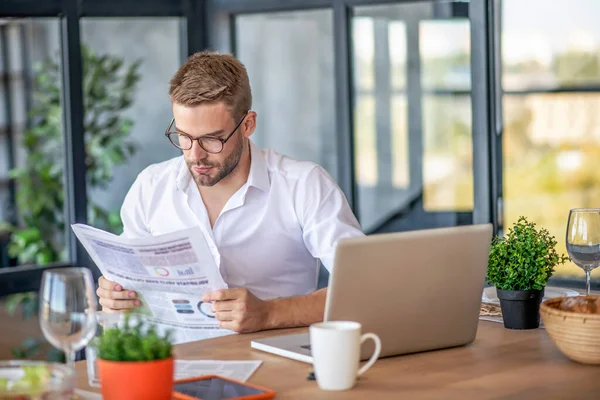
[[169, 51, 251, 121]]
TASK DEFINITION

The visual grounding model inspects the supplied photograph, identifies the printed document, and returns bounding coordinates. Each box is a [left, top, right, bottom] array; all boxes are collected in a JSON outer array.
[[72, 223, 234, 343]]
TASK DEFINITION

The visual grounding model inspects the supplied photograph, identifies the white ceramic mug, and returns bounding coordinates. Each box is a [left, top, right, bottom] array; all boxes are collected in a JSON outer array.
[[309, 321, 382, 391]]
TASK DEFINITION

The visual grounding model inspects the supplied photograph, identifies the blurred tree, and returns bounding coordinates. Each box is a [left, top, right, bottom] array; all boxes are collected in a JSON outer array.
[[5, 46, 141, 362], [552, 51, 600, 86], [8, 45, 140, 265], [422, 51, 470, 88]]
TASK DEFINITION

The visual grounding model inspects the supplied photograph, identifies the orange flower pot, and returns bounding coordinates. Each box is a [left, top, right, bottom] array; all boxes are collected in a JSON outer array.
[[98, 357, 174, 400]]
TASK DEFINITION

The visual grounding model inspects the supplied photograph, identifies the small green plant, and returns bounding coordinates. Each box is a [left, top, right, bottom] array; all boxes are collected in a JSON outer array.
[[94, 314, 173, 362], [487, 216, 570, 291]]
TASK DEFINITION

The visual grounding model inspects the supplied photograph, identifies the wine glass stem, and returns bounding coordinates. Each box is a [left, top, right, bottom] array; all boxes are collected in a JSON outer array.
[[67, 350, 76, 370], [586, 270, 591, 296]]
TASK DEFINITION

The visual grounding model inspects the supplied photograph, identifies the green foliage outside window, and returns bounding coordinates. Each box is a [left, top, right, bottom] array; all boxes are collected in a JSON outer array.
[[4, 46, 141, 361], [8, 45, 140, 265]]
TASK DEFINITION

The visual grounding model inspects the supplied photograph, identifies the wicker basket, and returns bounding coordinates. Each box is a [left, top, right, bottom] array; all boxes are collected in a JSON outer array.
[[540, 296, 600, 365]]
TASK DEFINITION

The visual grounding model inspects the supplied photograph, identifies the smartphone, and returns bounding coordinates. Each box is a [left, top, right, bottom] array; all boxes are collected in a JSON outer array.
[[172, 374, 276, 400]]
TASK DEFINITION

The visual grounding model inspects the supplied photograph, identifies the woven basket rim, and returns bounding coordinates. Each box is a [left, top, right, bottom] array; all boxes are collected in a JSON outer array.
[[540, 295, 600, 320]]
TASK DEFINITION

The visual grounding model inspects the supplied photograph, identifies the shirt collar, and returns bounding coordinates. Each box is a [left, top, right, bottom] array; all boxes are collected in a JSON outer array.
[[176, 156, 192, 194], [247, 140, 270, 193], [175, 140, 270, 194]]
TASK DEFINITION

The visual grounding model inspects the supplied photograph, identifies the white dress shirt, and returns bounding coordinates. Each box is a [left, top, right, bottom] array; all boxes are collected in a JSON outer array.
[[120, 141, 363, 300]]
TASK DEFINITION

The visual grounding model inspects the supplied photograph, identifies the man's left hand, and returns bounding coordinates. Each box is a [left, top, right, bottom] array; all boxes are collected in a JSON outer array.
[[202, 288, 272, 333]]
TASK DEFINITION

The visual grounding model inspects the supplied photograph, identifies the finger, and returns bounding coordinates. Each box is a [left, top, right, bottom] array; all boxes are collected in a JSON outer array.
[[96, 287, 136, 300], [98, 276, 122, 292], [214, 301, 248, 312], [99, 298, 139, 310], [211, 300, 236, 312], [202, 288, 242, 302], [218, 320, 241, 332], [99, 297, 140, 310], [214, 311, 234, 321]]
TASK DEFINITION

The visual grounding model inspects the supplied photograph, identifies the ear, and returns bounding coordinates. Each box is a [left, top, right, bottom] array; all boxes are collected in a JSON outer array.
[[241, 111, 257, 139]]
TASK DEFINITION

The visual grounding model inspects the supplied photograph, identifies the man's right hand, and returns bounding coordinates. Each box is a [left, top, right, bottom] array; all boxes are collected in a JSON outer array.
[[96, 276, 140, 313]]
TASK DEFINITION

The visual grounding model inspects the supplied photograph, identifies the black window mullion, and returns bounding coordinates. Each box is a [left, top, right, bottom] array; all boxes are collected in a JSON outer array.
[[205, 0, 234, 53], [505, 86, 600, 95], [345, 0, 440, 6], [81, 0, 184, 17], [373, 18, 393, 196], [491, 0, 503, 233], [333, 1, 357, 214], [228, 14, 238, 56], [0, 262, 75, 295], [0, 0, 62, 17], [405, 18, 424, 204], [60, 0, 89, 268], [1, 26, 17, 226], [469, 0, 497, 229], [182, 0, 207, 56], [209, 0, 331, 14]]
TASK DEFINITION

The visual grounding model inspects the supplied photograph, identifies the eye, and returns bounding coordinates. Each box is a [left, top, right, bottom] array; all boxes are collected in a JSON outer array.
[[200, 137, 224, 153]]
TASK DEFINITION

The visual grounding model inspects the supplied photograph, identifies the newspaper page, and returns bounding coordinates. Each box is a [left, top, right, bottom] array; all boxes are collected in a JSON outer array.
[[72, 223, 234, 343], [174, 360, 263, 382]]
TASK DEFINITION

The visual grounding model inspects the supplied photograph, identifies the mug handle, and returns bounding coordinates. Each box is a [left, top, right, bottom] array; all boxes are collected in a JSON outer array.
[[357, 332, 382, 376]]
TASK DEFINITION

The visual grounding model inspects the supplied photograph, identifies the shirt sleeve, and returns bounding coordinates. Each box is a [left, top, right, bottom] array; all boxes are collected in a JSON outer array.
[[120, 170, 153, 239], [297, 166, 364, 271]]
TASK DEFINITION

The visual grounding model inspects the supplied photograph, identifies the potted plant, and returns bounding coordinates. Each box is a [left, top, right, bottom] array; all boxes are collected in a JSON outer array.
[[94, 314, 174, 400], [486, 216, 569, 330]]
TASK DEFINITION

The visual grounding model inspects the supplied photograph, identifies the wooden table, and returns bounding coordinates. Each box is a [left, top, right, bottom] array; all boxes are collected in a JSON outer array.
[[75, 321, 599, 399]]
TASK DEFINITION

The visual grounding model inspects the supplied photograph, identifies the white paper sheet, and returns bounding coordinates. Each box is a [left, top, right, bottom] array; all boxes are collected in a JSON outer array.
[[72, 223, 234, 343], [174, 360, 263, 382]]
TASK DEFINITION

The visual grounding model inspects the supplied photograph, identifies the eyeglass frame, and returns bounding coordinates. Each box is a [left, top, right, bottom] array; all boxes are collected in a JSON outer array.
[[165, 111, 249, 154]]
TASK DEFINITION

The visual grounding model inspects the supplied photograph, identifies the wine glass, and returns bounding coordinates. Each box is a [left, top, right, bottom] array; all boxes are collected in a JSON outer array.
[[566, 208, 600, 295], [39, 267, 98, 369]]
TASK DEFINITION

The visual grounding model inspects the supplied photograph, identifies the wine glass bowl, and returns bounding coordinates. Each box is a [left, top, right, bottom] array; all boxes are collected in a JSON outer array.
[[566, 208, 600, 295], [39, 268, 98, 369]]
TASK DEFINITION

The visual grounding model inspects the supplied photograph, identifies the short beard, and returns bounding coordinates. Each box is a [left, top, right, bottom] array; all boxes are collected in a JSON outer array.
[[187, 133, 244, 187]]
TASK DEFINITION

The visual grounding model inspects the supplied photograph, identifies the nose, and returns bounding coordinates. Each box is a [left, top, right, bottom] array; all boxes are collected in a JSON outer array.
[[189, 139, 208, 160]]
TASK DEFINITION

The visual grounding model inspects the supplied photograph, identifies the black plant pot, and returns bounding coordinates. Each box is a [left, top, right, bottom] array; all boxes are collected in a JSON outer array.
[[497, 288, 545, 330]]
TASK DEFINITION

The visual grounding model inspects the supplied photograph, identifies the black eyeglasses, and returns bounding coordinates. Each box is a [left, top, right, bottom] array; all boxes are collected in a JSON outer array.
[[165, 112, 248, 154]]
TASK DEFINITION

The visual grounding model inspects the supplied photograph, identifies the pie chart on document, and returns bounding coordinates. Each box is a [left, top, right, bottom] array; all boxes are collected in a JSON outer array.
[[197, 301, 216, 318]]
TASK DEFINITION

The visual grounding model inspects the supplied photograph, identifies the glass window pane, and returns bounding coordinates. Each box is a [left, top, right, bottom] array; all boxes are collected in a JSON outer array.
[[391, 95, 409, 187], [80, 18, 182, 234], [353, 10, 410, 231], [503, 93, 600, 279], [421, 19, 472, 211], [420, 20, 471, 91], [502, 0, 600, 284], [1, 19, 67, 268], [354, 94, 377, 186], [503, 0, 600, 90], [353, 2, 472, 232], [422, 94, 473, 211], [235, 10, 337, 179], [1, 17, 61, 358], [390, 22, 407, 90]]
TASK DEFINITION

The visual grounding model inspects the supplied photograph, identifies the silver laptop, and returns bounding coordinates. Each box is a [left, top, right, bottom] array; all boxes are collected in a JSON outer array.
[[251, 224, 493, 363]]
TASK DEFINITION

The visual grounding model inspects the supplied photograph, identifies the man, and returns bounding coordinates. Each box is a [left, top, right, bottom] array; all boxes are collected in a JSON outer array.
[[96, 51, 362, 334]]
